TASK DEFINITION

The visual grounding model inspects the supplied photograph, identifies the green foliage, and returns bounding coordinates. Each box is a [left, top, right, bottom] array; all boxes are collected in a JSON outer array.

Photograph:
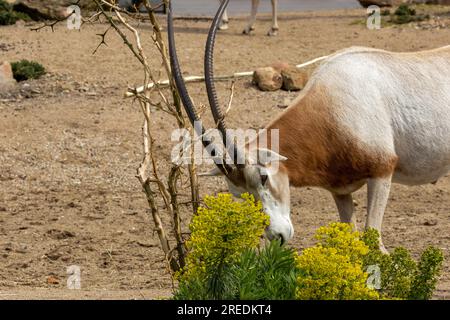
[[175, 241, 299, 300], [361, 227, 380, 251], [0, 10, 30, 26], [0, 0, 30, 25], [362, 228, 443, 300], [174, 194, 444, 300], [410, 247, 444, 300], [221, 241, 299, 300], [11, 60, 46, 82], [295, 223, 379, 300], [390, 4, 429, 24], [0, 11, 16, 25], [175, 193, 294, 300], [395, 4, 416, 17], [0, 0, 10, 12]]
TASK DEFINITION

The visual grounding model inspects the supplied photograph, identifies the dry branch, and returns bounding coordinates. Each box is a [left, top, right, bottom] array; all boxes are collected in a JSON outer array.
[[90, 0, 198, 273]]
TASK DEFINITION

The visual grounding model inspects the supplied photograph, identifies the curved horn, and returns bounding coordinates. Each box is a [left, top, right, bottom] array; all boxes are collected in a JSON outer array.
[[167, 1, 232, 174], [167, 1, 202, 129], [205, 0, 244, 166], [204, 0, 229, 143]]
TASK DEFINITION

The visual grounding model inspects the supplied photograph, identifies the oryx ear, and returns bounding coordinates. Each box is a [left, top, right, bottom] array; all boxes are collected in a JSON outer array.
[[198, 167, 223, 177], [254, 148, 287, 166]]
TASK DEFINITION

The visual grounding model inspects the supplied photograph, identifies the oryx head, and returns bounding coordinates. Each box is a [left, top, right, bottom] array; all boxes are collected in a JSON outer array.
[[167, 0, 293, 243]]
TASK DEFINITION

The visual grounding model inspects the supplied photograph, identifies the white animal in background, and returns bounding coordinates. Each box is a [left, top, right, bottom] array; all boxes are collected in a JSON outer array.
[[118, 0, 279, 35], [218, 0, 279, 36], [168, 0, 450, 251]]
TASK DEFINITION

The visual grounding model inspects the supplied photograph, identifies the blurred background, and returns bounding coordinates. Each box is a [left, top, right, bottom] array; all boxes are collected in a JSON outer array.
[[173, 0, 360, 15]]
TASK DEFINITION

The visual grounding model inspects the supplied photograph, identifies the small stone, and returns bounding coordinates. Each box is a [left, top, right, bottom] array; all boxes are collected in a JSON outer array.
[[47, 275, 60, 285], [46, 229, 76, 240], [0, 61, 17, 90], [67, 202, 76, 208], [277, 97, 291, 109], [423, 220, 438, 226], [253, 67, 283, 91], [46, 252, 62, 261], [136, 241, 156, 248], [281, 67, 308, 91]]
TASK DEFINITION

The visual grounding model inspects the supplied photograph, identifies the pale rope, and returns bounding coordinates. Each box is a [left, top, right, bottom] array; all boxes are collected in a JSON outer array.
[[124, 54, 330, 98]]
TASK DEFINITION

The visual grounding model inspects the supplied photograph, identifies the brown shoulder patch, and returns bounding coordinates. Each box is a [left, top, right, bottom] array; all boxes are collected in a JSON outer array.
[[265, 84, 397, 190]]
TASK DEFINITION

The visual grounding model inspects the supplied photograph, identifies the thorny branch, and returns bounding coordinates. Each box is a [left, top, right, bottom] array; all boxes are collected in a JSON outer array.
[[31, 0, 82, 32], [91, 0, 198, 273], [34, 0, 206, 275], [92, 26, 111, 54]]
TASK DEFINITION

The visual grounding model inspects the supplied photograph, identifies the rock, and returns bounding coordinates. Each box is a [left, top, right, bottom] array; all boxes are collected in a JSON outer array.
[[0, 61, 16, 90], [410, 0, 450, 4], [46, 229, 75, 240], [359, 0, 450, 6], [12, 0, 73, 20], [253, 67, 283, 91], [423, 220, 438, 226], [47, 275, 60, 285], [78, 0, 100, 11], [277, 97, 291, 109], [270, 62, 291, 73], [436, 0, 450, 4], [358, 0, 406, 7], [281, 66, 308, 91]]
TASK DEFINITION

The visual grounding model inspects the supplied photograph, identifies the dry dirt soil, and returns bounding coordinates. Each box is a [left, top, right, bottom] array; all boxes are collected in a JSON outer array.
[[0, 7, 449, 299]]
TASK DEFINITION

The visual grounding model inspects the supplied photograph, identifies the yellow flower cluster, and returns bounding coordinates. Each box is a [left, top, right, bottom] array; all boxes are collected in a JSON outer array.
[[314, 223, 369, 261], [182, 193, 269, 279], [295, 223, 379, 300]]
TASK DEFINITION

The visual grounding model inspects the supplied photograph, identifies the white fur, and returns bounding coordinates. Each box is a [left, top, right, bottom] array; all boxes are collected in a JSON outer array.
[[224, 46, 450, 247], [311, 46, 450, 185], [224, 162, 292, 242]]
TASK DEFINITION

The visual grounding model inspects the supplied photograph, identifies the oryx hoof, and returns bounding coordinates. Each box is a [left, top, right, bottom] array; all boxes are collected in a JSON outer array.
[[242, 26, 255, 35], [379, 242, 389, 254], [219, 23, 229, 31], [267, 28, 279, 36]]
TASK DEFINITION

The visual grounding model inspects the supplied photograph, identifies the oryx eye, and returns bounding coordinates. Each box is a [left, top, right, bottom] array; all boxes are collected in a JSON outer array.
[[261, 174, 268, 186]]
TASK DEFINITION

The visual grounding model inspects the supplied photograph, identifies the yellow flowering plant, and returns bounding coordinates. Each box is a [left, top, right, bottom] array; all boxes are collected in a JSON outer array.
[[295, 223, 379, 300], [174, 194, 443, 300], [181, 193, 269, 279]]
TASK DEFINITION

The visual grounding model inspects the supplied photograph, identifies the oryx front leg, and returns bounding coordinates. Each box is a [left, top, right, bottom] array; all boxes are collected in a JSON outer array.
[[267, 0, 279, 36], [243, 0, 260, 34], [366, 176, 393, 253], [218, 1, 229, 30], [333, 193, 357, 230]]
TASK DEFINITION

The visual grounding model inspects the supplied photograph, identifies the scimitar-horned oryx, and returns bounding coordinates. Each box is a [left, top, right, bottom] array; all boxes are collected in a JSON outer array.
[[167, 0, 450, 251]]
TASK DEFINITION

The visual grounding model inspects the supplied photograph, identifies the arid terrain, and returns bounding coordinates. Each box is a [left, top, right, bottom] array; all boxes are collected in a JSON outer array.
[[0, 7, 449, 299]]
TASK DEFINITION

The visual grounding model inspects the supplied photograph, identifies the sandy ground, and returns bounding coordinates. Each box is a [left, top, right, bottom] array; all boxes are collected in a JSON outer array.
[[0, 7, 449, 300]]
